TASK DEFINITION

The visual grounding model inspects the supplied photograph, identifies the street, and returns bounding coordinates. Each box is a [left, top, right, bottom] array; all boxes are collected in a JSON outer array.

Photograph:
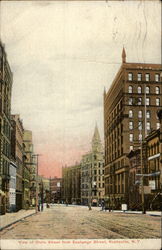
[[1, 205, 161, 239]]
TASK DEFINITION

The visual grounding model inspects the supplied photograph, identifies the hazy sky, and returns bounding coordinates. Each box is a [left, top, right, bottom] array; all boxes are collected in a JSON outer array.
[[1, 0, 161, 177]]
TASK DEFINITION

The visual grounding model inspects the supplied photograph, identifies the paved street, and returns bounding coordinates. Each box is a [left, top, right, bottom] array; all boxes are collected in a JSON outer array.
[[1, 205, 161, 239]]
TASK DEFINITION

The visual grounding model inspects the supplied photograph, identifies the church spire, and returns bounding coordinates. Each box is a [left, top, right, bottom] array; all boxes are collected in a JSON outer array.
[[92, 124, 103, 153], [122, 47, 126, 63]]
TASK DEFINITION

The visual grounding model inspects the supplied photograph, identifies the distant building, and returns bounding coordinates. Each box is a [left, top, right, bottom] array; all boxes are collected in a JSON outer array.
[[81, 125, 104, 206], [9, 161, 17, 212], [0, 41, 13, 214], [104, 48, 162, 209], [50, 177, 62, 203], [40, 176, 50, 204], [22, 142, 30, 210], [62, 164, 81, 204], [11, 115, 24, 211], [23, 130, 36, 207]]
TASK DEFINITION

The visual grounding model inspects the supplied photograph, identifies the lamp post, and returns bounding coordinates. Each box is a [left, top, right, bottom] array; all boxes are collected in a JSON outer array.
[[32, 154, 41, 213]]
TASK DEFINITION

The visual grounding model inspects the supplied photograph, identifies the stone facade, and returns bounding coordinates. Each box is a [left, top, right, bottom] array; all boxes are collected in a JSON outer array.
[[81, 125, 104, 206], [9, 161, 17, 212], [104, 48, 162, 209], [11, 115, 24, 211], [0, 42, 13, 214]]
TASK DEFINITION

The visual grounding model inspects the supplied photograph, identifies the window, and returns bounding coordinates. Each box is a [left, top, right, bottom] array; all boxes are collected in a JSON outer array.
[[128, 85, 133, 93], [138, 97, 142, 105], [137, 73, 142, 81], [155, 74, 160, 82], [130, 146, 133, 151], [155, 87, 160, 94], [156, 123, 160, 129], [137, 86, 142, 94], [146, 110, 150, 119], [129, 110, 133, 118], [129, 121, 133, 130], [129, 133, 133, 142], [156, 98, 160, 106], [138, 121, 142, 130], [139, 134, 142, 141], [146, 86, 150, 94], [147, 122, 151, 130], [128, 73, 133, 81], [129, 98, 133, 105], [146, 98, 150, 106], [138, 110, 142, 118], [145, 73, 150, 81]]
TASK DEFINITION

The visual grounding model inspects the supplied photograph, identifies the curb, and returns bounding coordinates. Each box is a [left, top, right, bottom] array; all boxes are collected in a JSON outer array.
[[98, 210, 161, 217], [0, 212, 36, 232]]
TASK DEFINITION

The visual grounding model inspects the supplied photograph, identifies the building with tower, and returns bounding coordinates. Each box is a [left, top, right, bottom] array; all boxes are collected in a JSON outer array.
[[81, 125, 105, 206], [104, 48, 162, 209]]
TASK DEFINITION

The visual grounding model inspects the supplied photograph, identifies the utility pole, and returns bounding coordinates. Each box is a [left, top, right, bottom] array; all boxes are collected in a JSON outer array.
[[140, 83, 147, 214], [140, 140, 145, 214]]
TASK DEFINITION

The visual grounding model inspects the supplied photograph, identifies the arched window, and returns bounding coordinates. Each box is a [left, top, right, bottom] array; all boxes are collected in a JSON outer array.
[[128, 85, 133, 93], [156, 86, 160, 94], [129, 110, 133, 118], [146, 86, 150, 94], [138, 110, 142, 118], [137, 86, 142, 94]]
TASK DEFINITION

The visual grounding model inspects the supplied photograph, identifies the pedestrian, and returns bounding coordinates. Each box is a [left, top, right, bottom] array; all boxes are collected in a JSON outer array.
[[101, 199, 105, 211]]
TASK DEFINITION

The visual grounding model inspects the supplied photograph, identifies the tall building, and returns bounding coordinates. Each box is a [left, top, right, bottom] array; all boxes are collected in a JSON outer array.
[[23, 130, 36, 206], [81, 125, 105, 206], [62, 164, 81, 204], [11, 115, 24, 211], [104, 48, 162, 209], [0, 42, 13, 214]]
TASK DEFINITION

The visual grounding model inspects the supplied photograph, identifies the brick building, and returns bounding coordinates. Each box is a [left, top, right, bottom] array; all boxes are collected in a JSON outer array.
[[0, 42, 13, 214], [127, 149, 142, 210], [104, 48, 162, 209], [145, 128, 162, 210]]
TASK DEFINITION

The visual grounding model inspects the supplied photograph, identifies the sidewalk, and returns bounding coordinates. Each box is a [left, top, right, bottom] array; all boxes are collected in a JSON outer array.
[[0, 209, 36, 231], [98, 208, 161, 216], [50, 204, 162, 216]]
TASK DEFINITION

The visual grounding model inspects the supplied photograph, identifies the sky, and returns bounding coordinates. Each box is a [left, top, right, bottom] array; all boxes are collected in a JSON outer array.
[[1, 0, 161, 178]]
